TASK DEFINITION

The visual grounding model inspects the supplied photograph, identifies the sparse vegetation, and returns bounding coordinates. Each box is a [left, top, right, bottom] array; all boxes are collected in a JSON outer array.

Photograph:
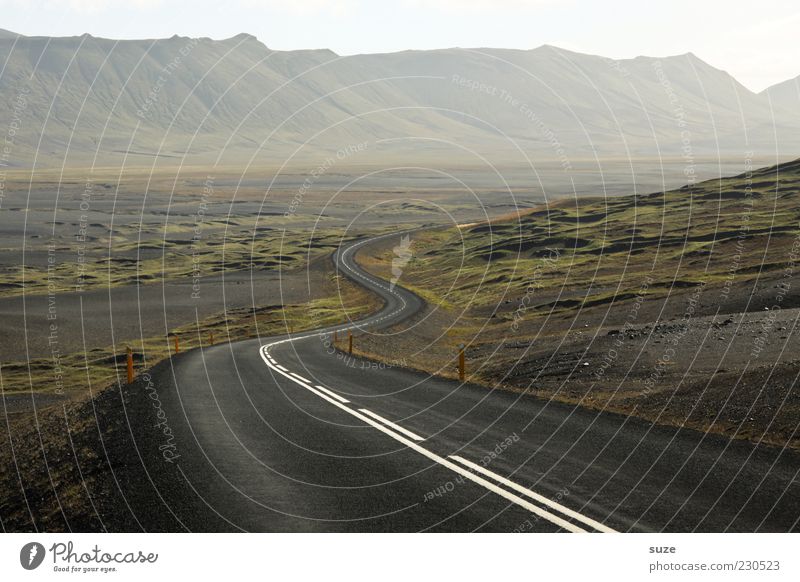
[[0, 269, 379, 402], [355, 159, 800, 448], [1, 219, 349, 299]]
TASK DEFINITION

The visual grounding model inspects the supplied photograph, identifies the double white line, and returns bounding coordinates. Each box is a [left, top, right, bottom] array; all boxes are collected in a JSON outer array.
[[258, 343, 616, 533]]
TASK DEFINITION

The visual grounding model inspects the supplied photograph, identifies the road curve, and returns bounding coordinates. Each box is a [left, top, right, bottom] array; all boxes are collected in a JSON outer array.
[[122, 233, 800, 532]]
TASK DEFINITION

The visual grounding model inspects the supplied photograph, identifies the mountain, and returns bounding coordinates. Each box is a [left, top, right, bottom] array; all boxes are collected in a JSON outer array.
[[1, 30, 799, 169], [764, 76, 799, 109]]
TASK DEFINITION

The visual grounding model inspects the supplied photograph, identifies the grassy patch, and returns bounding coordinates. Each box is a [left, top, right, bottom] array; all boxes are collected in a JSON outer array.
[[0, 272, 380, 400], [353, 158, 800, 449]]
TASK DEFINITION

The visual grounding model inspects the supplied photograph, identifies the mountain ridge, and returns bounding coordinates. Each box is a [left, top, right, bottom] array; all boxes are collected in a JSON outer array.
[[1, 29, 798, 169]]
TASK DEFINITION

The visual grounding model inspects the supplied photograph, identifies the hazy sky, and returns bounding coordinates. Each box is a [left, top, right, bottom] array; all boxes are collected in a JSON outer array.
[[2, 0, 798, 92]]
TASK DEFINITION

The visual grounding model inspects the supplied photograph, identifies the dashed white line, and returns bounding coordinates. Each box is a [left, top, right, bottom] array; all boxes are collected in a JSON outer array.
[[256, 235, 613, 533], [259, 344, 585, 533]]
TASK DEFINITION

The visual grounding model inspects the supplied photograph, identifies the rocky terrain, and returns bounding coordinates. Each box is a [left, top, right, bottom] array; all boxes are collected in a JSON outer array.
[[353, 158, 800, 449]]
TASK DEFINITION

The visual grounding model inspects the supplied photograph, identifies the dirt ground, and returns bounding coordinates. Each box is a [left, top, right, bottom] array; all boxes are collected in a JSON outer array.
[[350, 161, 800, 450], [353, 251, 800, 450]]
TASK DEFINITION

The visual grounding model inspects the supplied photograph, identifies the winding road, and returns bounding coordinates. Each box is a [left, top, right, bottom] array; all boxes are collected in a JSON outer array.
[[130, 233, 800, 532]]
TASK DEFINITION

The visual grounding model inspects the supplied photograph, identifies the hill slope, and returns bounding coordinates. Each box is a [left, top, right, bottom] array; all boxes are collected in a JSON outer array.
[[355, 157, 800, 448], [1, 31, 799, 168], [764, 75, 800, 109]]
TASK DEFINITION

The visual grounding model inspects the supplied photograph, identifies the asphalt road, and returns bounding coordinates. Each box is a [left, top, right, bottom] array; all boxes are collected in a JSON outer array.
[[128, 233, 800, 532]]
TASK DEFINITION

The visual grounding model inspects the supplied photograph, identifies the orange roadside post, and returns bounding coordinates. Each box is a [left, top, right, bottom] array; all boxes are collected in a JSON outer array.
[[174, 335, 180, 354], [209, 331, 214, 345], [348, 330, 353, 355], [458, 344, 465, 382], [126, 346, 134, 384]]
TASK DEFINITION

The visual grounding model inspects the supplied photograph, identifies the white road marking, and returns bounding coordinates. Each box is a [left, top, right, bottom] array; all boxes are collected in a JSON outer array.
[[258, 345, 586, 533], [449, 455, 618, 533], [315, 385, 350, 403], [255, 234, 613, 533], [359, 408, 425, 442]]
